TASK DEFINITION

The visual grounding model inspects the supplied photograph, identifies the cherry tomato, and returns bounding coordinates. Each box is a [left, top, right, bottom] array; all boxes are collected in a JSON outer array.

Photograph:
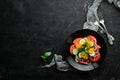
[[70, 44, 75, 55], [89, 52, 101, 62], [77, 58, 89, 64], [87, 35, 97, 43]]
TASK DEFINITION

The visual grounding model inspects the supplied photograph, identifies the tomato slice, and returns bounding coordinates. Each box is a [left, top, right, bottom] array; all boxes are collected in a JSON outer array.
[[73, 38, 82, 44], [69, 44, 75, 55], [77, 58, 89, 64], [87, 35, 97, 43], [89, 52, 101, 62], [73, 38, 82, 47]]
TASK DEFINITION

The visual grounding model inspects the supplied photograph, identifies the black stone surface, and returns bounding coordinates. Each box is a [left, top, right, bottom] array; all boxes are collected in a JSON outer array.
[[0, 0, 120, 80]]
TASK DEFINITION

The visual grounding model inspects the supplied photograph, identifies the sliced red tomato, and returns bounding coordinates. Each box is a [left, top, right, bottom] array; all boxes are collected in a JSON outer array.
[[77, 58, 89, 64], [73, 38, 82, 44], [73, 38, 82, 47], [69, 44, 75, 55], [89, 52, 101, 62], [87, 35, 97, 43]]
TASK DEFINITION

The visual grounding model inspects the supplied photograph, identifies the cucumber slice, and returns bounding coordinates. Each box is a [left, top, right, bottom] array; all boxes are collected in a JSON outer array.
[[78, 52, 82, 58], [72, 48, 78, 55], [75, 58, 78, 62], [79, 39, 85, 44], [89, 41, 94, 47], [89, 52, 95, 56], [85, 47, 89, 52], [83, 38, 88, 41]]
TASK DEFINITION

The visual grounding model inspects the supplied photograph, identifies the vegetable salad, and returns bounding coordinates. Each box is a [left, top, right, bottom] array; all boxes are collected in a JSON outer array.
[[69, 35, 101, 64]]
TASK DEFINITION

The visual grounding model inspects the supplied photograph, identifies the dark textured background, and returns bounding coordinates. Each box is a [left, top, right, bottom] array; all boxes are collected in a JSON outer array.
[[0, 0, 120, 80]]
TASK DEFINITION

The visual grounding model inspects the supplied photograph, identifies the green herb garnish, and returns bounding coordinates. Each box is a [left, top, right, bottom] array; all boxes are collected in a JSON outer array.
[[41, 52, 52, 64]]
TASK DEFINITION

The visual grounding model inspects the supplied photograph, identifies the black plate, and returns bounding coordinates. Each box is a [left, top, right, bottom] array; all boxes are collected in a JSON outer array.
[[66, 29, 107, 71]]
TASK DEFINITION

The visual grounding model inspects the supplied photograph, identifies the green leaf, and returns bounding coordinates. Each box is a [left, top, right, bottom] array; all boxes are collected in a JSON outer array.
[[44, 52, 52, 57], [85, 47, 89, 51], [41, 51, 52, 64]]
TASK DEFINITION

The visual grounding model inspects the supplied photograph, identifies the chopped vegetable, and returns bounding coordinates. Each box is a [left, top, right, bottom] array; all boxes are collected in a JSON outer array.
[[87, 35, 97, 43], [79, 39, 85, 44], [77, 58, 89, 65], [89, 51, 95, 57], [78, 52, 82, 58], [97, 45, 101, 49], [88, 48, 94, 54], [88, 41, 94, 47], [76, 44, 82, 49], [79, 52, 88, 60], [72, 48, 78, 55], [75, 58, 78, 62], [73, 38, 82, 44], [89, 52, 101, 62], [70, 45, 75, 55]]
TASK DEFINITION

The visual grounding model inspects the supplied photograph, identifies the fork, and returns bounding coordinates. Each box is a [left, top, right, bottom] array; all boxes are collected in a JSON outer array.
[[94, 11, 115, 45], [99, 19, 115, 44]]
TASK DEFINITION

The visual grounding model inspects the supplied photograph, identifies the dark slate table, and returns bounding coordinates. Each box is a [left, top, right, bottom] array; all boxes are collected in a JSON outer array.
[[0, 0, 120, 80]]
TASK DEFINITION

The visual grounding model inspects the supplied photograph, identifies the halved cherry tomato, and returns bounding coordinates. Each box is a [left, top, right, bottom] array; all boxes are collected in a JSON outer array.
[[89, 52, 101, 62], [87, 35, 97, 43], [77, 58, 89, 64], [73, 38, 82, 44], [69, 44, 75, 55]]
